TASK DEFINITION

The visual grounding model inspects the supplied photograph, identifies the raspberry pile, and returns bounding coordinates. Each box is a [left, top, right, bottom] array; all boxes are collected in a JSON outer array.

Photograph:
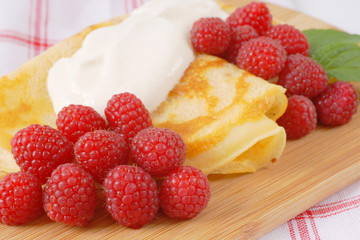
[[190, 1, 358, 139], [190, 1, 301, 80], [3, 91, 210, 228]]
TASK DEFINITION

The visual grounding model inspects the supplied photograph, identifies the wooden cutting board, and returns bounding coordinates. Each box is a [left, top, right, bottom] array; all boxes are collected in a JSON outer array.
[[1, 1, 359, 239]]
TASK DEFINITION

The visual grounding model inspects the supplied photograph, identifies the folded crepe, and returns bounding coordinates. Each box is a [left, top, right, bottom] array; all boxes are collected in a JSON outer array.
[[152, 54, 287, 174], [0, 4, 287, 177]]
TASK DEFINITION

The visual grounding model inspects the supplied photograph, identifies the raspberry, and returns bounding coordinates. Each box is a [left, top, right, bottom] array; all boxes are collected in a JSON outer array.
[[0, 172, 43, 225], [104, 92, 152, 143], [277, 53, 328, 98], [223, 25, 259, 64], [276, 95, 317, 139], [10, 124, 74, 184], [226, 2, 272, 35], [131, 128, 186, 177], [43, 163, 96, 227], [56, 104, 107, 144], [190, 17, 231, 55], [74, 130, 128, 183], [103, 165, 159, 228], [236, 36, 287, 80], [313, 81, 359, 126], [159, 166, 211, 220], [265, 24, 310, 56]]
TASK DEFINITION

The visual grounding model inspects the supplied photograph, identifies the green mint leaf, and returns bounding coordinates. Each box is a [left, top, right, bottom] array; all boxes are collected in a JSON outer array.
[[312, 42, 359, 67], [302, 29, 360, 82], [303, 29, 360, 56]]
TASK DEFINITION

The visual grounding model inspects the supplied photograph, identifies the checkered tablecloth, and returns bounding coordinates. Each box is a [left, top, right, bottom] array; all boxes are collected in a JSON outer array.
[[1, 0, 360, 239]]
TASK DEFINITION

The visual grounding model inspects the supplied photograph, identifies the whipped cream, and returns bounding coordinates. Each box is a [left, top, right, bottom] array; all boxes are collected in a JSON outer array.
[[47, 0, 229, 115]]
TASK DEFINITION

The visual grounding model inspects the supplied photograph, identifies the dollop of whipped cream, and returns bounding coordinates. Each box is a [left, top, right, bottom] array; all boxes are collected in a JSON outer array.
[[47, 0, 228, 115]]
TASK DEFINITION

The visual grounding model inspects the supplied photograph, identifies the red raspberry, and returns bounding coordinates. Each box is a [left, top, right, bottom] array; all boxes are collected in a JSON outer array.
[[223, 25, 259, 64], [190, 17, 231, 55], [265, 24, 310, 56], [159, 166, 211, 220], [277, 53, 328, 98], [103, 165, 159, 228], [104, 92, 152, 143], [0, 172, 43, 225], [43, 163, 96, 227], [56, 104, 107, 144], [74, 130, 128, 183], [226, 2, 272, 35], [131, 128, 186, 178], [276, 95, 317, 139], [313, 81, 359, 126], [10, 124, 74, 184], [236, 36, 286, 80]]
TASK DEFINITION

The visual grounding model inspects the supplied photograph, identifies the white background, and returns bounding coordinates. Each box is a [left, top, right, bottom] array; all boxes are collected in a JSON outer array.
[[266, 0, 360, 34]]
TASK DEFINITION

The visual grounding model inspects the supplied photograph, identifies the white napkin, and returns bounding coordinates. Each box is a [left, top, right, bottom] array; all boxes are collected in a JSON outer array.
[[0, 0, 359, 239]]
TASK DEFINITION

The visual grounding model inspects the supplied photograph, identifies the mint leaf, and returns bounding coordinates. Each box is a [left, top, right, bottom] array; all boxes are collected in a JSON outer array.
[[312, 42, 359, 65], [302, 29, 360, 82], [303, 29, 360, 56]]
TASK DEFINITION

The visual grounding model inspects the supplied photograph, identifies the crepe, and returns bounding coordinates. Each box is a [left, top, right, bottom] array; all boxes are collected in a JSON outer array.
[[152, 54, 287, 174], [0, 3, 287, 177]]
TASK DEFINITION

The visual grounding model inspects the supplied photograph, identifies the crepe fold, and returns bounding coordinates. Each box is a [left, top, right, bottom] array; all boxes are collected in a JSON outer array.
[[152, 54, 287, 174]]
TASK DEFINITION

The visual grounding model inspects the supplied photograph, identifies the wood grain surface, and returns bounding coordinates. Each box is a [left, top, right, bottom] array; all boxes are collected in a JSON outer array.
[[1, 1, 358, 240]]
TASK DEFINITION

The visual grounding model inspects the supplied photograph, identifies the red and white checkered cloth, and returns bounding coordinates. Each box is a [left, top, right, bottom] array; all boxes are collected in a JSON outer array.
[[1, 1, 360, 239]]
